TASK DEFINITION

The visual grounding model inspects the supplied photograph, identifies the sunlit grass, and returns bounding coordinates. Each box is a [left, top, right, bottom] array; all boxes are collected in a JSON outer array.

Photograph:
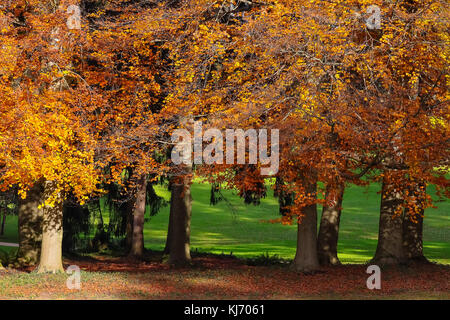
[[1, 182, 449, 264], [144, 182, 449, 264]]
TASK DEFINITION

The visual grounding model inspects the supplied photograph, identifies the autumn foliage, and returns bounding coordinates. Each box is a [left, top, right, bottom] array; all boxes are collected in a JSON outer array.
[[0, 0, 448, 273]]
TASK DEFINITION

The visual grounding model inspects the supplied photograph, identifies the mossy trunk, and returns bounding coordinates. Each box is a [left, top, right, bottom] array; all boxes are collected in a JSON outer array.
[[292, 175, 320, 272], [36, 181, 64, 274], [317, 183, 344, 266], [168, 166, 192, 266], [17, 182, 44, 266], [371, 176, 406, 265], [129, 175, 147, 258]]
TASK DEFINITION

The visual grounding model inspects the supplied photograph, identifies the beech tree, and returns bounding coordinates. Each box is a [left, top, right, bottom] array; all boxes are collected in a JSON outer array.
[[17, 183, 44, 265], [0, 0, 101, 272], [317, 182, 345, 266], [0, 0, 447, 273], [151, 0, 448, 271], [1, 0, 165, 269]]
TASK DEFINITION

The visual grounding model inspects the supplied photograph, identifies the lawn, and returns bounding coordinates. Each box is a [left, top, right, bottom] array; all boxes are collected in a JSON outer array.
[[1, 182, 449, 264], [0, 214, 18, 253]]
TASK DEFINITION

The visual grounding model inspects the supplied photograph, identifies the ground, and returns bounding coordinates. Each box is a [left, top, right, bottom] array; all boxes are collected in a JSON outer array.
[[0, 253, 449, 299]]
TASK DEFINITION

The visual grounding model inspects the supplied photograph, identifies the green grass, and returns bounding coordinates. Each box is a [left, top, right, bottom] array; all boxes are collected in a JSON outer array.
[[1, 182, 449, 264], [0, 215, 18, 254], [0, 214, 18, 243], [143, 182, 449, 264]]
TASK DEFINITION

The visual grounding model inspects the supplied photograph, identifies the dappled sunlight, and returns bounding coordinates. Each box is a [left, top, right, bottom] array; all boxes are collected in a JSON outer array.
[[2, 182, 449, 264], [2, 257, 449, 299]]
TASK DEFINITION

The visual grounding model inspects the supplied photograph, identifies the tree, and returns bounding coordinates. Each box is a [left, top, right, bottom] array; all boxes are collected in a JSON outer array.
[[402, 181, 428, 262], [1, 0, 168, 269], [317, 182, 345, 266], [37, 181, 64, 273], [292, 172, 320, 272], [128, 174, 147, 258], [168, 167, 193, 266], [372, 172, 407, 265], [148, 0, 353, 272], [17, 182, 44, 266], [360, 0, 449, 265], [1, 0, 447, 272], [0, 0, 101, 272]]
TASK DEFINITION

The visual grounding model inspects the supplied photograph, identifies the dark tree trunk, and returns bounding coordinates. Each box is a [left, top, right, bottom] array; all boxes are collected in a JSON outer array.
[[17, 182, 44, 266], [168, 166, 192, 266], [403, 182, 428, 263], [292, 175, 320, 272], [0, 209, 6, 236], [164, 204, 174, 255], [317, 183, 345, 266], [129, 175, 147, 258], [372, 176, 406, 265]]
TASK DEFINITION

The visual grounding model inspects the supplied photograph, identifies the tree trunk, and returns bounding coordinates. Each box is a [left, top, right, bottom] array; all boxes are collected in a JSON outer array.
[[168, 166, 192, 266], [371, 175, 406, 265], [292, 175, 320, 272], [129, 175, 147, 258], [36, 181, 64, 273], [164, 205, 174, 255], [317, 183, 344, 266], [17, 182, 44, 266], [403, 182, 428, 263], [0, 209, 6, 236]]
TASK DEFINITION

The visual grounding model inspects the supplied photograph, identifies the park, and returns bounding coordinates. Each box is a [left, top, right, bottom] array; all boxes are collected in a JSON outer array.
[[0, 182, 449, 299]]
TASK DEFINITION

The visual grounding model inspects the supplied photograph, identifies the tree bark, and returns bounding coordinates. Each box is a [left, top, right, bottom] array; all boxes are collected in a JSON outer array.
[[129, 175, 147, 258], [403, 182, 428, 263], [168, 166, 192, 266], [36, 181, 64, 274], [292, 175, 320, 272], [317, 183, 344, 266], [17, 182, 44, 266], [0, 208, 6, 236], [164, 204, 174, 255], [371, 175, 406, 265]]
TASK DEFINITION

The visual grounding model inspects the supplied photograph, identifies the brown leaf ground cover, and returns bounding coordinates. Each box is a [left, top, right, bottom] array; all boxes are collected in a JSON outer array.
[[0, 254, 449, 300]]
